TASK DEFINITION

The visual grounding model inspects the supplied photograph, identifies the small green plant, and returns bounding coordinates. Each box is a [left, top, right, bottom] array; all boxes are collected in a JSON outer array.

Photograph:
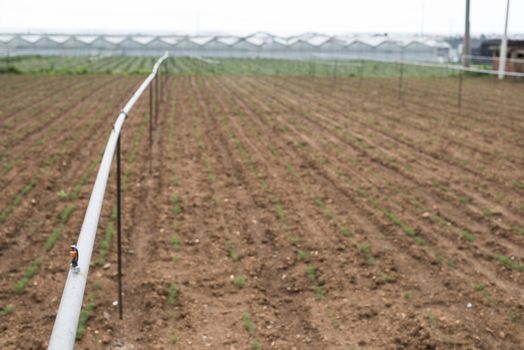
[[426, 310, 436, 325], [15, 257, 42, 294], [171, 234, 180, 250], [494, 253, 524, 271], [297, 249, 309, 261], [172, 193, 181, 215], [275, 198, 285, 221], [242, 312, 256, 335], [509, 312, 520, 323], [384, 210, 402, 226], [44, 226, 63, 251], [235, 275, 245, 289], [289, 235, 300, 246], [473, 283, 485, 292], [341, 227, 352, 237], [168, 283, 178, 305], [462, 230, 475, 242], [76, 287, 97, 339], [459, 196, 470, 205], [60, 204, 75, 223], [57, 190, 68, 201], [0, 305, 14, 317], [306, 265, 317, 283], [250, 339, 259, 350], [170, 334, 178, 345], [358, 243, 375, 265], [382, 273, 396, 283], [226, 240, 239, 261], [313, 286, 324, 300], [98, 222, 114, 264], [403, 291, 412, 300], [355, 188, 369, 197], [358, 243, 369, 255]]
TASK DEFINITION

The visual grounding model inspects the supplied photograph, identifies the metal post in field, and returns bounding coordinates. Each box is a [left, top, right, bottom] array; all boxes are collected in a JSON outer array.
[[458, 69, 464, 112], [359, 59, 364, 87], [155, 73, 159, 124], [116, 135, 123, 320], [398, 58, 404, 100], [498, 0, 511, 80], [464, 0, 471, 67], [149, 81, 153, 173]]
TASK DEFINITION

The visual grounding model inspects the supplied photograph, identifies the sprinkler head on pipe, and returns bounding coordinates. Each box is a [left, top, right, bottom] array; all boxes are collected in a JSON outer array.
[[70, 244, 80, 273]]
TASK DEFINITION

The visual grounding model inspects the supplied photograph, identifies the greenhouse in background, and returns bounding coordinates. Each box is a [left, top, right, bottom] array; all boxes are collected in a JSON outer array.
[[0, 32, 452, 63]]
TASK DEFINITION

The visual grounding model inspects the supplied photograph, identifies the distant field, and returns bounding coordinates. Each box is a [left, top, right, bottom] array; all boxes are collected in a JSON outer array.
[[0, 55, 461, 77]]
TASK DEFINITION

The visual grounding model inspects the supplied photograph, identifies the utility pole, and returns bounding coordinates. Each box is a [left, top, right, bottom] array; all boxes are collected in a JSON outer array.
[[463, 0, 471, 67], [498, 0, 511, 80]]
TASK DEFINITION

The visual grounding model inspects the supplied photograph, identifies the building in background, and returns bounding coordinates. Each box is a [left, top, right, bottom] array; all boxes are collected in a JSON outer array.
[[0, 32, 452, 63], [488, 40, 524, 73]]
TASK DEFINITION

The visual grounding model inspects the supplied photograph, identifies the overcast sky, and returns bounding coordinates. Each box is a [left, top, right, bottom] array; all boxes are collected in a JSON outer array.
[[0, 0, 522, 36]]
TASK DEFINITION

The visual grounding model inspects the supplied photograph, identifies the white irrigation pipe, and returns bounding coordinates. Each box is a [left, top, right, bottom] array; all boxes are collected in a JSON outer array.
[[47, 52, 168, 350]]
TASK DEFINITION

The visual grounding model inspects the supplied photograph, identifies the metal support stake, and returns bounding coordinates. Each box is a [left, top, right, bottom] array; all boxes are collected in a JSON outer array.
[[155, 74, 159, 125], [458, 69, 464, 113], [398, 60, 404, 100], [149, 82, 153, 173], [359, 59, 364, 87], [116, 135, 123, 320]]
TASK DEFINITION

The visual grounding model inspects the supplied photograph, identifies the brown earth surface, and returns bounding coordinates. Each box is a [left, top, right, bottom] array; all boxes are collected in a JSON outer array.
[[0, 74, 523, 349]]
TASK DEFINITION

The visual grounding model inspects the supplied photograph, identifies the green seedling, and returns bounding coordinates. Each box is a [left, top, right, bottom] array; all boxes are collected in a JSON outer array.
[[462, 230, 475, 242], [76, 284, 98, 339], [15, 257, 41, 294], [60, 204, 75, 223], [45, 226, 63, 251], [57, 190, 68, 201], [341, 227, 352, 237], [172, 193, 181, 215], [168, 283, 178, 305], [98, 222, 114, 263], [297, 249, 309, 261], [306, 265, 317, 283], [0, 305, 14, 317], [355, 188, 369, 197], [235, 275, 245, 289], [403, 291, 412, 300], [382, 273, 396, 283], [494, 253, 524, 271], [242, 312, 256, 335], [171, 234, 180, 250], [226, 240, 239, 261]]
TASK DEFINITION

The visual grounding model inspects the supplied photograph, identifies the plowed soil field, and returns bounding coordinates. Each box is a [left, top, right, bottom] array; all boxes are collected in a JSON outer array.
[[1, 74, 523, 349]]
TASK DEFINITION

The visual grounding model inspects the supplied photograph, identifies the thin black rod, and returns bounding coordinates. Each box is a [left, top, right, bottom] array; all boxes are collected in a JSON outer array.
[[116, 135, 123, 320], [155, 73, 159, 125], [398, 60, 404, 99], [458, 70, 464, 112], [149, 82, 153, 173]]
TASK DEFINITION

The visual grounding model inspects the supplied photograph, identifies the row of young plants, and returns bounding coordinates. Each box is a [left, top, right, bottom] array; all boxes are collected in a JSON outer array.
[[237, 75, 523, 324], [192, 77, 263, 350], [1, 77, 128, 226], [284, 74, 523, 225], [268, 74, 524, 274], [215, 76, 521, 339], [203, 76, 330, 317], [7, 97, 123, 313]]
